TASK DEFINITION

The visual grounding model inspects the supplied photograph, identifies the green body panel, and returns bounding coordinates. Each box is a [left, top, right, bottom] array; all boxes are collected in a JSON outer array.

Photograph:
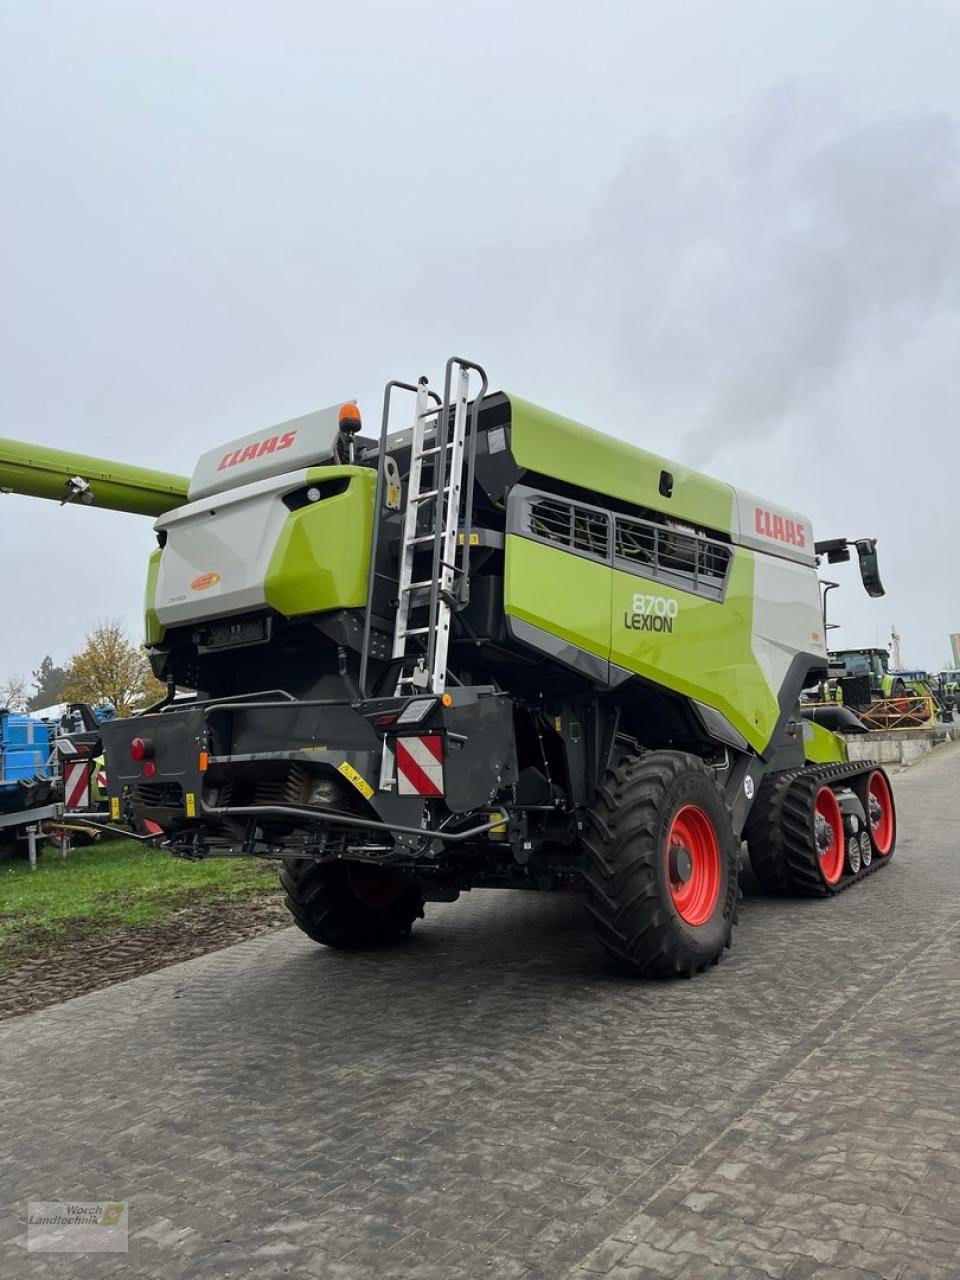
[[881, 672, 929, 697], [803, 720, 848, 765], [504, 536, 612, 663], [507, 396, 736, 535], [504, 536, 779, 754], [263, 468, 375, 616], [144, 548, 165, 645], [609, 549, 778, 753], [0, 438, 188, 517]]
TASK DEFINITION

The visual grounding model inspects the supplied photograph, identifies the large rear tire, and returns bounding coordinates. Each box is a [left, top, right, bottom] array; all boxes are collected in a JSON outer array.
[[584, 751, 738, 978], [280, 859, 424, 949]]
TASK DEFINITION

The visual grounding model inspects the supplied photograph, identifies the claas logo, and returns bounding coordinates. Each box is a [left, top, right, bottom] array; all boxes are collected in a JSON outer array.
[[754, 506, 806, 549], [217, 430, 297, 472]]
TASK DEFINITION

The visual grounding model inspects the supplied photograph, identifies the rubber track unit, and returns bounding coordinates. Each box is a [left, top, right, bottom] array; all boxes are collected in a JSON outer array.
[[747, 760, 894, 898], [743, 769, 797, 895]]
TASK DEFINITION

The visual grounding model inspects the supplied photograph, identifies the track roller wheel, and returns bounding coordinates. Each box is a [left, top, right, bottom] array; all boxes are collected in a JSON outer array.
[[779, 772, 850, 896], [813, 786, 845, 886], [858, 768, 896, 858], [859, 829, 872, 868], [280, 859, 424, 950], [584, 751, 738, 978], [846, 833, 861, 875]]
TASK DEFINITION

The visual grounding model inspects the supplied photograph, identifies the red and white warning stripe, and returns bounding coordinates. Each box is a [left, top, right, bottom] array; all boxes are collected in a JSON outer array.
[[395, 735, 444, 797], [64, 759, 93, 810]]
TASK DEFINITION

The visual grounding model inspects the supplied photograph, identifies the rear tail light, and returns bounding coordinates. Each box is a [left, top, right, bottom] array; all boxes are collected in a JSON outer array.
[[130, 737, 153, 761]]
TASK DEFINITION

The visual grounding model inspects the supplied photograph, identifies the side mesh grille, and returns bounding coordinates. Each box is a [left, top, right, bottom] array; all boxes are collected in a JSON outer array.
[[615, 517, 731, 597], [527, 497, 609, 560]]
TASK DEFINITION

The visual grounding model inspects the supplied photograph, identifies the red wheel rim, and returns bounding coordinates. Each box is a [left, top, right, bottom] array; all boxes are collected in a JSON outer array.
[[347, 866, 404, 908], [815, 786, 844, 884], [867, 770, 894, 855], [666, 805, 721, 926]]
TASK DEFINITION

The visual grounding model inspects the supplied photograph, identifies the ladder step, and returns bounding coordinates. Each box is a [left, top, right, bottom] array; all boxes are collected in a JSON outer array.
[[415, 442, 454, 459], [413, 486, 452, 503], [405, 579, 439, 590], [408, 534, 437, 545], [402, 626, 433, 636]]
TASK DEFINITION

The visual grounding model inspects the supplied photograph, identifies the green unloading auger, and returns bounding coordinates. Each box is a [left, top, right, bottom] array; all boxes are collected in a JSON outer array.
[[0, 437, 189, 517]]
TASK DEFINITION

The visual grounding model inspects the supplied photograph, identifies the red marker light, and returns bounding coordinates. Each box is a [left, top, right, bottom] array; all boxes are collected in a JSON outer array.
[[130, 737, 153, 761], [143, 761, 157, 778]]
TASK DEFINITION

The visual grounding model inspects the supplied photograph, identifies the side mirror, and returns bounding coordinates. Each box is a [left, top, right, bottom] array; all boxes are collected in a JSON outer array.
[[855, 538, 884, 598]]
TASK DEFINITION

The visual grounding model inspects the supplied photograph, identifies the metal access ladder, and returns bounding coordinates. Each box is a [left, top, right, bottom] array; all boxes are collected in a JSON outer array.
[[360, 356, 488, 699]]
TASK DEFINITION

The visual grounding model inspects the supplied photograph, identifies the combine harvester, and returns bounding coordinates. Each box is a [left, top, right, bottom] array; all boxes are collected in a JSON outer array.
[[0, 359, 898, 975]]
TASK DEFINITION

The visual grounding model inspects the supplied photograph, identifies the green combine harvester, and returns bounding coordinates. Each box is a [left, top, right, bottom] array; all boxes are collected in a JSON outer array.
[[0, 357, 898, 977]]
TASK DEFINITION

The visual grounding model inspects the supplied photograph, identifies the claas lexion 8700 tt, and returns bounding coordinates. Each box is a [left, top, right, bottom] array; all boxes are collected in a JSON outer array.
[[0, 358, 897, 977]]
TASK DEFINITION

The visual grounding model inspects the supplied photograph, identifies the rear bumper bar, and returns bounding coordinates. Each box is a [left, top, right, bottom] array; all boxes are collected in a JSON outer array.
[[200, 799, 507, 844]]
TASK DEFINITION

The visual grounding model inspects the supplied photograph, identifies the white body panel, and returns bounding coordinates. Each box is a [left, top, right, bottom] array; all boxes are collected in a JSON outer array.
[[750, 551, 827, 698], [154, 469, 310, 627], [188, 405, 346, 502], [732, 488, 815, 567]]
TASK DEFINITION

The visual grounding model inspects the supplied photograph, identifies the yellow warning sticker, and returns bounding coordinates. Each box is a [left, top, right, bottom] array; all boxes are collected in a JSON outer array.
[[185, 792, 197, 817], [457, 532, 480, 546], [110, 796, 120, 820], [338, 760, 374, 799]]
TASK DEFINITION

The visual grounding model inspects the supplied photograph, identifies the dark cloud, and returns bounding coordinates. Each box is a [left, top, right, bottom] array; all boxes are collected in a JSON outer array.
[[560, 83, 960, 465]]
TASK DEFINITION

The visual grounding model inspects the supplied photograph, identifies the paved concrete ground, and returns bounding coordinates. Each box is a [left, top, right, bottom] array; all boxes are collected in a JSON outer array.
[[2, 744, 959, 1280]]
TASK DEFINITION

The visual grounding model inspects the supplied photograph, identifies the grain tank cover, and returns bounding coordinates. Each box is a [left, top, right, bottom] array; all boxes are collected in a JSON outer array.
[[188, 404, 348, 502]]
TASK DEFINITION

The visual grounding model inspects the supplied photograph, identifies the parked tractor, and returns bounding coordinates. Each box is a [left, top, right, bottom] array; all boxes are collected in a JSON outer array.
[[0, 359, 899, 976], [825, 648, 953, 726], [938, 670, 960, 715]]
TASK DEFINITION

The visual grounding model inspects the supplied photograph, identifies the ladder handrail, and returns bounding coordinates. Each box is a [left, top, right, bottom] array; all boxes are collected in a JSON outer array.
[[359, 378, 437, 699], [455, 359, 489, 608], [392, 378, 438, 669], [424, 357, 488, 687], [361, 357, 488, 700]]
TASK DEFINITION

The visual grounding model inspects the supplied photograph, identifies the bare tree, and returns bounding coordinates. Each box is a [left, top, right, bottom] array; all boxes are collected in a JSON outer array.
[[0, 674, 29, 712]]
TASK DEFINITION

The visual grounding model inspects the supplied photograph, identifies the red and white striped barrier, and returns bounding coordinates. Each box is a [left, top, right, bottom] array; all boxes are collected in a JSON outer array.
[[64, 759, 94, 810], [395, 735, 444, 797]]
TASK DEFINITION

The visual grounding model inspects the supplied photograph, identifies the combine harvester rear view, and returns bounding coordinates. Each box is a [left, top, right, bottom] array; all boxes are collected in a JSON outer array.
[[0, 358, 898, 976]]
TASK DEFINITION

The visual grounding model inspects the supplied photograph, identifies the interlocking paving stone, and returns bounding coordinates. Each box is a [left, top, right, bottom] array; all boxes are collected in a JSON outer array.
[[1, 741, 959, 1278]]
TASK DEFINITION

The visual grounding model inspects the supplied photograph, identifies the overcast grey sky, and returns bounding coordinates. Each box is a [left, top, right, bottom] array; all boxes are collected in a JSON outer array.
[[2, 0, 958, 689]]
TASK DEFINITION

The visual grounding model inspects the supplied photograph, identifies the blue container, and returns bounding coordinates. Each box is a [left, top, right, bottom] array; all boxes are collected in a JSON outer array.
[[3, 747, 47, 781], [1, 713, 56, 793], [3, 715, 52, 748]]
